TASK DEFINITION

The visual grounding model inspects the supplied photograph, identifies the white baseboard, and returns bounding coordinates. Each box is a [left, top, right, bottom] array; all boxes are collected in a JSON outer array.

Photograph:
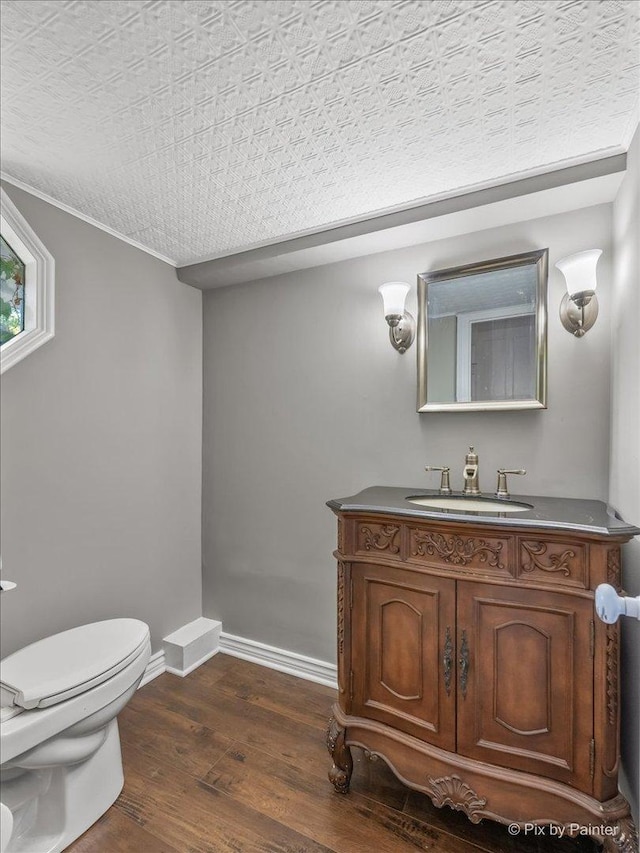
[[137, 625, 338, 692], [219, 631, 338, 690], [139, 649, 166, 688]]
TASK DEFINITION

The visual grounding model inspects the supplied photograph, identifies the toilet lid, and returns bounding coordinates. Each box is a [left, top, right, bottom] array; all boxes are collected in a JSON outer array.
[[0, 619, 150, 710]]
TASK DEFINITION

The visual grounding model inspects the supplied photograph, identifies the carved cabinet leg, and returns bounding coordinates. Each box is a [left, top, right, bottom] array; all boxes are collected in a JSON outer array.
[[594, 817, 638, 853], [326, 715, 353, 794]]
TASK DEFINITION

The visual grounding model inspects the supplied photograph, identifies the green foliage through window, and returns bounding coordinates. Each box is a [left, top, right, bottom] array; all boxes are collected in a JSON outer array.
[[1, 234, 25, 345]]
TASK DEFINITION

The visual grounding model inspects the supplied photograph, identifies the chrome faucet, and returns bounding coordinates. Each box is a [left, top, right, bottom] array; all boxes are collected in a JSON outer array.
[[462, 446, 480, 496], [424, 465, 452, 495], [495, 468, 526, 499]]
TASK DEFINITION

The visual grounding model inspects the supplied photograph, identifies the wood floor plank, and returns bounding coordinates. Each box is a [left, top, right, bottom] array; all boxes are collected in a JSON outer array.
[[141, 666, 408, 815], [116, 744, 334, 853], [193, 653, 336, 730], [118, 697, 233, 779], [203, 742, 487, 853], [67, 806, 180, 853], [139, 674, 331, 777], [66, 656, 600, 853]]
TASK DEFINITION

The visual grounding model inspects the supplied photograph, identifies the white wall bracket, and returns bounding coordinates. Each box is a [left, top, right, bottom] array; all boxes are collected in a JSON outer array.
[[163, 617, 221, 677]]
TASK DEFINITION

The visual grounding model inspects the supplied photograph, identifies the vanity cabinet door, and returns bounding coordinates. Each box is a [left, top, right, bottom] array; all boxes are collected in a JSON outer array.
[[351, 563, 456, 750], [456, 582, 594, 793]]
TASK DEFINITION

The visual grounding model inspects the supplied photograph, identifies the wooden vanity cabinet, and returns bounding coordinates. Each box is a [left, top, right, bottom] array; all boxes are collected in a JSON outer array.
[[350, 563, 456, 750], [456, 581, 594, 790], [327, 512, 637, 852]]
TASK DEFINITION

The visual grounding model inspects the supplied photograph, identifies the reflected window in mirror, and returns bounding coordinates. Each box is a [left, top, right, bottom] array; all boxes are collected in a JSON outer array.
[[417, 250, 547, 412]]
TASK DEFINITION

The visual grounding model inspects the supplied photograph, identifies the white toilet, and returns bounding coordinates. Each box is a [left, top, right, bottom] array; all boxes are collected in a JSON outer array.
[[0, 619, 151, 853]]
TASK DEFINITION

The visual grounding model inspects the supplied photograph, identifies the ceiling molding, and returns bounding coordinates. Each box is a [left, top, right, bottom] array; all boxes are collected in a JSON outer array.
[[177, 153, 626, 290], [0, 173, 178, 268]]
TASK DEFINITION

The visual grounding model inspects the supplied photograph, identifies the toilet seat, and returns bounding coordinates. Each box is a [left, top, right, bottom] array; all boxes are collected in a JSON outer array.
[[0, 619, 150, 710]]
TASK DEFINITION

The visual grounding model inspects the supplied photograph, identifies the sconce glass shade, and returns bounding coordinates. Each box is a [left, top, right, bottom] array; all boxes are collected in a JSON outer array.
[[379, 281, 410, 320], [556, 249, 602, 337], [555, 249, 601, 298], [378, 281, 415, 353]]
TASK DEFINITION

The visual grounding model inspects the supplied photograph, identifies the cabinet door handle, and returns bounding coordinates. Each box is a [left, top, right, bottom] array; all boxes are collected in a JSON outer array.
[[459, 629, 469, 698], [443, 627, 453, 696]]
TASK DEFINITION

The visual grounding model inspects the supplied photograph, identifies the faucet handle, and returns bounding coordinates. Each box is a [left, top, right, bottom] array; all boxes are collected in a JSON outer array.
[[425, 466, 452, 495], [495, 469, 526, 499]]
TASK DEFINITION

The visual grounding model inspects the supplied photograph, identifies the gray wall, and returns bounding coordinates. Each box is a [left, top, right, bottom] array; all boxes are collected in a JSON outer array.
[[611, 125, 640, 824], [0, 183, 203, 656], [202, 203, 612, 663]]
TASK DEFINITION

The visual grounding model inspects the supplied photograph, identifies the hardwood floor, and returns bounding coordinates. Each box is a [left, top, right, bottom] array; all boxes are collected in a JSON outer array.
[[68, 655, 599, 853]]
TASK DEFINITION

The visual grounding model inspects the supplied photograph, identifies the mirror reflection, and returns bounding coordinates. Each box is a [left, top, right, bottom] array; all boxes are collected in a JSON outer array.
[[417, 250, 547, 412]]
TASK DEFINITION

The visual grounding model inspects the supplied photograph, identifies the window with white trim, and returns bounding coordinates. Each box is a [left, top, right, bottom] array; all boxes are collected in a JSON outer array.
[[0, 187, 55, 373]]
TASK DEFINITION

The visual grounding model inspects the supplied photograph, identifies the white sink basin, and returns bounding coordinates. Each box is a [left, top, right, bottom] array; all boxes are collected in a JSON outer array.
[[406, 495, 533, 513]]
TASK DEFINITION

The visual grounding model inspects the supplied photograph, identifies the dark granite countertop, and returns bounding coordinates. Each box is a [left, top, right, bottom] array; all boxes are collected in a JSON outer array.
[[327, 486, 640, 538]]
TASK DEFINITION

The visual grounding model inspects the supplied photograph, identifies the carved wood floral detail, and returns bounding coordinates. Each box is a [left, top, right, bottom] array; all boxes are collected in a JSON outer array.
[[521, 541, 574, 576], [412, 531, 504, 569], [326, 715, 340, 756], [326, 715, 353, 794], [337, 562, 345, 658], [359, 524, 400, 554], [593, 816, 639, 853], [425, 774, 487, 824], [606, 625, 618, 726], [607, 549, 621, 589]]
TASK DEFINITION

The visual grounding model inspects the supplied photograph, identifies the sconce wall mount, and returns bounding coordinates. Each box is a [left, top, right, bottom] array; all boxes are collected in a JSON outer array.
[[556, 250, 601, 338], [379, 281, 415, 353], [558, 290, 599, 338]]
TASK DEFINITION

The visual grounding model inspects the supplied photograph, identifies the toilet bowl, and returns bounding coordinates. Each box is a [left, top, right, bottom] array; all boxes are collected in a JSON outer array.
[[0, 619, 151, 853]]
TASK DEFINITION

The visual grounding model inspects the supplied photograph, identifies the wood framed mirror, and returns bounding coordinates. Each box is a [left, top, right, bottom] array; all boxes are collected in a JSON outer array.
[[417, 249, 548, 412]]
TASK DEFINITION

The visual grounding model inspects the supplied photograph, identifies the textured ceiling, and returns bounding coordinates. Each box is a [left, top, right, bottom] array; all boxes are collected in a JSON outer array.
[[1, 0, 639, 266]]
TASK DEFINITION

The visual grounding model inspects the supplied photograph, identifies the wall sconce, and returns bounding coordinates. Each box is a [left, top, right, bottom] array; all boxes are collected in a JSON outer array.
[[378, 281, 416, 353], [556, 250, 602, 338]]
